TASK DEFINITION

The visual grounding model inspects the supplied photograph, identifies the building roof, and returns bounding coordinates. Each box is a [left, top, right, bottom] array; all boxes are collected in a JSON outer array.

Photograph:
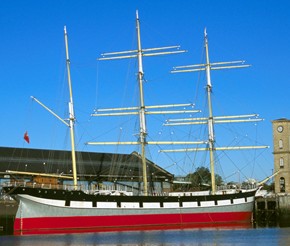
[[0, 147, 174, 183]]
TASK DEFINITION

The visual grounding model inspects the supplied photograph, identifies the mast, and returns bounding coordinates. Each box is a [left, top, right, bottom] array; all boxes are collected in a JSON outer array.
[[64, 26, 78, 189], [165, 29, 269, 194], [12, 27, 79, 187], [136, 11, 148, 196], [87, 10, 187, 196], [204, 29, 216, 194]]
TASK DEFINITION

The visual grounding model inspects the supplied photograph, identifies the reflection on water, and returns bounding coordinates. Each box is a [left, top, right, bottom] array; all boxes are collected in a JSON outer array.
[[1, 227, 290, 246]]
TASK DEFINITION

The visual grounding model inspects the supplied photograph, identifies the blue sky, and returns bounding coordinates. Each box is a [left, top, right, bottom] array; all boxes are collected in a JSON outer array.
[[0, 0, 289, 182]]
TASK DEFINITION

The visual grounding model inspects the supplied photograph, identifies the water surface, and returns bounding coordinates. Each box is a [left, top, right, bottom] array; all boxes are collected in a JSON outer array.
[[1, 227, 290, 246]]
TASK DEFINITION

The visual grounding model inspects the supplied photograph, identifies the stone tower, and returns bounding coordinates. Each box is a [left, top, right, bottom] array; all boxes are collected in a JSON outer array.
[[272, 118, 290, 194]]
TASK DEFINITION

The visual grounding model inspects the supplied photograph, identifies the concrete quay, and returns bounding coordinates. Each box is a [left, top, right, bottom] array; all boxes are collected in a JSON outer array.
[[254, 195, 290, 227]]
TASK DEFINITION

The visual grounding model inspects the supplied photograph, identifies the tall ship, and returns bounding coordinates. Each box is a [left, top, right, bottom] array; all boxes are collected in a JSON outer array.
[[2, 11, 268, 235]]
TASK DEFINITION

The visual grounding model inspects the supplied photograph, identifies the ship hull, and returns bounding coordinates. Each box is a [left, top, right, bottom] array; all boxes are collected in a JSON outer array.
[[3, 187, 256, 235], [14, 211, 252, 235]]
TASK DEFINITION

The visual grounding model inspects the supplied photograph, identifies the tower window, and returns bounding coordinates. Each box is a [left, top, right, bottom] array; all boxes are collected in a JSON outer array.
[[280, 157, 284, 168], [280, 177, 285, 192], [279, 139, 283, 149]]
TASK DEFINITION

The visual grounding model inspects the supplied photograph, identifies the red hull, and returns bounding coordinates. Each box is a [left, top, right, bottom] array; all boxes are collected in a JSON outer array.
[[14, 211, 252, 235]]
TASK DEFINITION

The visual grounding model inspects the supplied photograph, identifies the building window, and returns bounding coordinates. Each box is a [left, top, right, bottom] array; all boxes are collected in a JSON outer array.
[[279, 139, 283, 149], [280, 177, 285, 192], [280, 157, 284, 168]]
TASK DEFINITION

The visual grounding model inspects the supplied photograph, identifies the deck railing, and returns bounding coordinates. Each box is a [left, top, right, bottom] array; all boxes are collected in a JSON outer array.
[[0, 181, 136, 195]]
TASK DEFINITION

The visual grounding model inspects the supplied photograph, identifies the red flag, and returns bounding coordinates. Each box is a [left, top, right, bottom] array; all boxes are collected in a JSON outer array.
[[24, 131, 30, 144]]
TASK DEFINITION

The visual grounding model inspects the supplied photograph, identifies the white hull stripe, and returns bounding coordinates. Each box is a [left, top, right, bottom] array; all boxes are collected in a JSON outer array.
[[18, 194, 254, 209]]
